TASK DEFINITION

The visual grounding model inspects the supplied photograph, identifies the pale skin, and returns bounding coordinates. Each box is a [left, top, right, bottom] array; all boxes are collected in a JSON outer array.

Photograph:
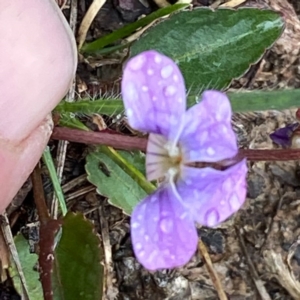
[[0, 0, 77, 212]]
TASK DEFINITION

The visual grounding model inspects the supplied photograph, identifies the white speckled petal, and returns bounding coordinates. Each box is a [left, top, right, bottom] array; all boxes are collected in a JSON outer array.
[[121, 51, 186, 140], [179, 90, 237, 162], [177, 159, 248, 227], [131, 184, 198, 271]]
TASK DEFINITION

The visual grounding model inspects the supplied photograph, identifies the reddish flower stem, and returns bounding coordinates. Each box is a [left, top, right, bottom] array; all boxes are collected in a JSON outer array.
[[51, 127, 300, 161], [52, 127, 147, 151]]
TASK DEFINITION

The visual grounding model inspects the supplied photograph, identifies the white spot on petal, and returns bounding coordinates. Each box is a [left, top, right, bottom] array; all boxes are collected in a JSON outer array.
[[164, 85, 177, 97], [129, 55, 146, 70], [131, 222, 139, 228], [178, 97, 183, 103], [139, 251, 145, 257], [147, 69, 154, 75], [205, 209, 219, 227], [161, 65, 173, 78], [197, 131, 208, 144], [222, 179, 232, 193], [229, 194, 241, 211], [222, 125, 228, 134], [169, 115, 178, 125], [180, 212, 188, 220], [135, 243, 142, 250], [127, 108, 133, 117], [126, 82, 139, 102], [207, 147, 215, 156], [215, 113, 222, 122], [142, 86, 149, 92], [137, 214, 143, 221], [160, 217, 173, 233], [147, 250, 158, 263], [173, 74, 179, 82], [145, 235, 150, 241], [154, 54, 162, 64], [152, 96, 157, 101]]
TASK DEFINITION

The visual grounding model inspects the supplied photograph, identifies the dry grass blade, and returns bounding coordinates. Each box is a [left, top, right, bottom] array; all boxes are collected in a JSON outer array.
[[209, 0, 225, 9], [1, 212, 29, 300], [198, 239, 228, 300], [65, 185, 95, 201], [220, 0, 247, 7], [61, 174, 87, 193], [0, 229, 9, 282], [77, 0, 108, 49], [152, 0, 170, 8], [124, 19, 158, 45]]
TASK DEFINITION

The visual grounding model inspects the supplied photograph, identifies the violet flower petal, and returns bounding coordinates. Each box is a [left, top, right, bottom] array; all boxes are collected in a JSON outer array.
[[121, 50, 186, 140], [270, 123, 299, 147], [177, 159, 247, 227], [131, 184, 198, 270], [180, 90, 238, 162]]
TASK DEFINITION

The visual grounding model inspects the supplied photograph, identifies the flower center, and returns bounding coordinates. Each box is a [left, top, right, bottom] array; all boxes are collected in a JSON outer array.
[[164, 142, 182, 165], [146, 133, 182, 181]]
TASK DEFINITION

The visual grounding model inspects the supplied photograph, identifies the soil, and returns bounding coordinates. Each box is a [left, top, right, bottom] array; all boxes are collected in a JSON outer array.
[[5, 0, 300, 299]]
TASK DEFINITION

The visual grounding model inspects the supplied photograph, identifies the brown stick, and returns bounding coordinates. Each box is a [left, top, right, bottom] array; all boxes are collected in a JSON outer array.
[[51, 127, 300, 161], [198, 240, 228, 300], [52, 127, 147, 151], [31, 165, 50, 224]]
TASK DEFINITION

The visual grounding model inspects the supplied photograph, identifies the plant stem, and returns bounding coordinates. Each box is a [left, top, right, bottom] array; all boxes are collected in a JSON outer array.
[[51, 127, 300, 161], [31, 165, 50, 225], [52, 127, 147, 151]]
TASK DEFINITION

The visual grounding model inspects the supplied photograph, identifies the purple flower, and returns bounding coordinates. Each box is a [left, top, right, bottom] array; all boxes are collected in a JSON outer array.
[[270, 123, 299, 147], [121, 50, 248, 270]]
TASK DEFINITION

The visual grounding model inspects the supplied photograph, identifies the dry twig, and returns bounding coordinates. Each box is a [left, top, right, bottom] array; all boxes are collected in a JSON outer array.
[[198, 239, 228, 300], [77, 0, 107, 49], [1, 213, 29, 299]]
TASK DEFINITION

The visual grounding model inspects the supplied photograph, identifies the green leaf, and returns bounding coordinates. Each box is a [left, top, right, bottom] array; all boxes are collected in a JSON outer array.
[[54, 88, 300, 116], [52, 213, 104, 300], [226, 89, 300, 112], [130, 8, 284, 94], [9, 234, 43, 300], [118, 150, 146, 176], [81, 4, 188, 54], [59, 113, 90, 131], [86, 146, 155, 215], [55, 99, 124, 116]]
